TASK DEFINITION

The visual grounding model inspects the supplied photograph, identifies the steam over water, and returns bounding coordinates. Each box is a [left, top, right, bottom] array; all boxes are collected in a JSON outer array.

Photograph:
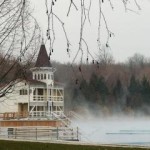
[[75, 117, 150, 146]]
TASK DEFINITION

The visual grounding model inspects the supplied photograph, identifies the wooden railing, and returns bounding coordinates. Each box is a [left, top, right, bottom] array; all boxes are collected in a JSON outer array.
[[1, 112, 28, 120], [29, 111, 46, 118], [1, 111, 66, 120], [33, 96, 63, 101], [33, 96, 46, 101]]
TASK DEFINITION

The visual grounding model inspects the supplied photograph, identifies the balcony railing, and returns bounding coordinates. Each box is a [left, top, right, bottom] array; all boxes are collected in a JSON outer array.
[[33, 96, 63, 101], [29, 111, 46, 117], [29, 111, 64, 119], [33, 96, 46, 101], [48, 96, 63, 101]]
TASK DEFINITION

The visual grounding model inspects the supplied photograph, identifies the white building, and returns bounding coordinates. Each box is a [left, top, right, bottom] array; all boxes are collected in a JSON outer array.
[[0, 43, 65, 120]]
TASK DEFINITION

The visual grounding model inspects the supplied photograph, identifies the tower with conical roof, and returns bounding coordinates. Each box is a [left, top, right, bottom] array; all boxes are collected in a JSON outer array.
[[31, 42, 56, 86], [29, 42, 64, 118]]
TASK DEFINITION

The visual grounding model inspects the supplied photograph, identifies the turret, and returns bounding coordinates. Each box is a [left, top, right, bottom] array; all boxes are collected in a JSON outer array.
[[30, 43, 56, 86]]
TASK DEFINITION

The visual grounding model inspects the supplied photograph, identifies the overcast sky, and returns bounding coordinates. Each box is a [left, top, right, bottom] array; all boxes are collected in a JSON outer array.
[[30, 0, 150, 63]]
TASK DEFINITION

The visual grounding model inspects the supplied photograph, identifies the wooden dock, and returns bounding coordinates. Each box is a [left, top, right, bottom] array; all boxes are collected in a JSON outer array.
[[0, 112, 70, 127], [0, 126, 80, 141], [0, 120, 64, 127], [0, 112, 80, 141]]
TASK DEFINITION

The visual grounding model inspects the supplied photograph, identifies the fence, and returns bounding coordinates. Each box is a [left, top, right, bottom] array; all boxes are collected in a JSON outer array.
[[0, 126, 80, 141]]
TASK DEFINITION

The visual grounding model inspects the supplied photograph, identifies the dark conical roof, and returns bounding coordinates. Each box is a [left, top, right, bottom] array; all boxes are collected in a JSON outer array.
[[35, 44, 52, 67]]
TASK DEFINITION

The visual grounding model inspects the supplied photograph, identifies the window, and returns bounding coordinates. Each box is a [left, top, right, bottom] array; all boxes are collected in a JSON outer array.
[[41, 74, 43, 80], [38, 89, 43, 95], [51, 75, 54, 80], [44, 74, 46, 79], [48, 74, 50, 79], [34, 74, 37, 80], [20, 89, 28, 95], [38, 74, 40, 80]]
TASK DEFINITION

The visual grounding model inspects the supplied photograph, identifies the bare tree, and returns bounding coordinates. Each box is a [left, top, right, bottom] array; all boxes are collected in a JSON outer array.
[[96, 44, 114, 66], [44, 0, 140, 62], [127, 53, 146, 68], [44, 0, 141, 82], [0, 0, 41, 97], [0, 0, 140, 97], [126, 53, 147, 76]]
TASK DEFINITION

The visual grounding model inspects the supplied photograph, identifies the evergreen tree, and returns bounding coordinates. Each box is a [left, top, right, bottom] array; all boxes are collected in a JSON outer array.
[[127, 75, 142, 109], [141, 76, 150, 104], [88, 73, 99, 103], [113, 78, 123, 98], [89, 73, 99, 90], [80, 79, 89, 101], [88, 73, 109, 105], [128, 75, 141, 95], [113, 78, 127, 110], [97, 76, 109, 104]]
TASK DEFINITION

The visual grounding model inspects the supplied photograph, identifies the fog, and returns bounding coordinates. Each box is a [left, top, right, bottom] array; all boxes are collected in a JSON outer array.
[[73, 116, 150, 146]]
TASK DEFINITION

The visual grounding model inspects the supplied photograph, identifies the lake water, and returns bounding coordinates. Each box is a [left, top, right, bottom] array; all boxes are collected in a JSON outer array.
[[75, 118, 150, 146]]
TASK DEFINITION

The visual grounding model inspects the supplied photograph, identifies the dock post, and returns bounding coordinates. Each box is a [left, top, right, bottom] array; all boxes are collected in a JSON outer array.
[[36, 128, 37, 140], [57, 127, 59, 140], [77, 127, 79, 141], [15, 128, 16, 139]]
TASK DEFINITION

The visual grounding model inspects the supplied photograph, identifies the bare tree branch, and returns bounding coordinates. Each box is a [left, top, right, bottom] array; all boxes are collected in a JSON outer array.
[[0, 0, 41, 98], [44, 0, 140, 85]]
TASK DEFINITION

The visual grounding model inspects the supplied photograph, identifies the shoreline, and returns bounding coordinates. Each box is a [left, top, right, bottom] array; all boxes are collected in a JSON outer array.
[[0, 138, 150, 149]]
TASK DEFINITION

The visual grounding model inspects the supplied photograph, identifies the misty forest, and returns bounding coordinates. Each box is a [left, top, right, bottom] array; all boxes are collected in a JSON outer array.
[[54, 53, 150, 117], [1, 51, 150, 117]]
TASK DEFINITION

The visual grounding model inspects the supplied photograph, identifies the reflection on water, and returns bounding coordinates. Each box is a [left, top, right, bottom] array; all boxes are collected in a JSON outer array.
[[75, 118, 150, 146]]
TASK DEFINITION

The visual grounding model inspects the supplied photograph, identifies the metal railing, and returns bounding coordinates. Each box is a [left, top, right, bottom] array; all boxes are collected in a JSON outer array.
[[68, 111, 84, 120], [0, 127, 80, 141]]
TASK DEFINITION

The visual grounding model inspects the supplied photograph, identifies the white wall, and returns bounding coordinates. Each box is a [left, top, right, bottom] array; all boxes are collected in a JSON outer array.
[[0, 81, 29, 113]]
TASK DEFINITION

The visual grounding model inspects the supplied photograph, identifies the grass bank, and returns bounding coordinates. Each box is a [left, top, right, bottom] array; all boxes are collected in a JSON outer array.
[[0, 140, 149, 150]]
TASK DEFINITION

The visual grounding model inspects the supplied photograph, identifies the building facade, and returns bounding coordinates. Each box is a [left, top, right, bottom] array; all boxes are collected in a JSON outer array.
[[0, 43, 64, 120]]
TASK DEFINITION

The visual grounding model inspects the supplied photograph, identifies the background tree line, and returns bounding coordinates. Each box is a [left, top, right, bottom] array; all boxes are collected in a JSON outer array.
[[1, 52, 150, 116], [54, 53, 150, 117]]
